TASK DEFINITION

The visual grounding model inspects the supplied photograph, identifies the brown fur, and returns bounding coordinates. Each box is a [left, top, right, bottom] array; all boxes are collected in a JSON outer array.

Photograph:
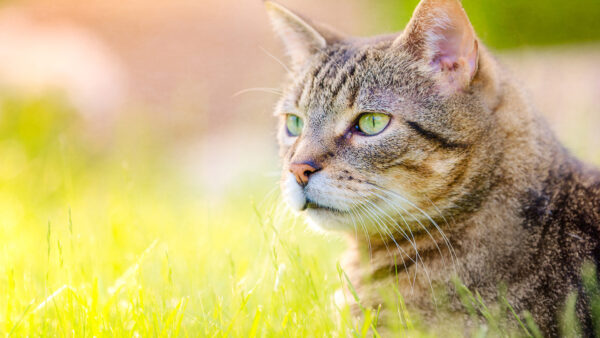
[[265, 0, 600, 335]]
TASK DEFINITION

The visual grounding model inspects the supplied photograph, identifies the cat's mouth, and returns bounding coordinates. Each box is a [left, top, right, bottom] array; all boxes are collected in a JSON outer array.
[[303, 199, 347, 215]]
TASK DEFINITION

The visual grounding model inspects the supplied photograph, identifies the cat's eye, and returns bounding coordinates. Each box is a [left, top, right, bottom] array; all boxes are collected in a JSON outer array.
[[356, 113, 391, 136], [286, 114, 304, 137]]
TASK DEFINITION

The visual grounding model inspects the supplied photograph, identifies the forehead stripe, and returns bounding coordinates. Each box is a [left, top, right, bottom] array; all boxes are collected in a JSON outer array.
[[316, 50, 346, 89], [296, 48, 344, 108], [330, 50, 369, 101], [293, 49, 336, 108], [293, 71, 312, 108], [347, 82, 360, 108], [301, 50, 337, 107]]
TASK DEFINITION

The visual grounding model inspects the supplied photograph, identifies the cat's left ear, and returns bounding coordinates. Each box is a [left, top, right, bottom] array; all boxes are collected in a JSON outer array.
[[395, 0, 479, 93], [265, 1, 340, 70]]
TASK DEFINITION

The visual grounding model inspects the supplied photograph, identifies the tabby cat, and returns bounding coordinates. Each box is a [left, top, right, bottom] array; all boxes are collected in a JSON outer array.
[[265, 0, 600, 335]]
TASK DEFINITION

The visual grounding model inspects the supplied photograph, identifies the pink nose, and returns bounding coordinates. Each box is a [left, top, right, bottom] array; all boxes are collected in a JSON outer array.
[[289, 161, 321, 186]]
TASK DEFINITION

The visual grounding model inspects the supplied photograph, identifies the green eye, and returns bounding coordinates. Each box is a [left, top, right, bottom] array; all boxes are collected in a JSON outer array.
[[357, 113, 391, 135], [286, 114, 304, 136]]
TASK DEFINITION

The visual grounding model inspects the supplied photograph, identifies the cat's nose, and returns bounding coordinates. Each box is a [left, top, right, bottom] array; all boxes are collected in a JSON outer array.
[[289, 161, 321, 186]]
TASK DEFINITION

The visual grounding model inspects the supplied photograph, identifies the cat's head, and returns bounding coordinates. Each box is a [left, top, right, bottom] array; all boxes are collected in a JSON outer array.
[[266, 0, 502, 234]]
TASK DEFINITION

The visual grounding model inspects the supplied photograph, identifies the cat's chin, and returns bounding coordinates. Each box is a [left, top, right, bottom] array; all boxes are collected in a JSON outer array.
[[304, 208, 355, 232]]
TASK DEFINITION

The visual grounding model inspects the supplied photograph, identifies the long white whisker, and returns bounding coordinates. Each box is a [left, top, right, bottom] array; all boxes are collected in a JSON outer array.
[[353, 197, 416, 289], [345, 202, 361, 243], [362, 192, 421, 255], [355, 201, 394, 257], [368, 184, 458, 274], [348, 200, 373, 260], [365, 191, 431, 287], [232, 87, 283, 98], [360, 197, 437, 295], [358, 192, 415, 247], [260, 46, 292, 75], [362, 193, 438, 302], [370, 190, 445, 268], [354, 192, 416, 261], [354, 198, 410, 274], [422, 194, 460, 270], [259, 185, 281, 211]]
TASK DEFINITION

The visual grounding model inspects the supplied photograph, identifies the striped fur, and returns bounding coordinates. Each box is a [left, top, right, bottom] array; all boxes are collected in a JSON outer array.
[[266, 0, 600, 335]]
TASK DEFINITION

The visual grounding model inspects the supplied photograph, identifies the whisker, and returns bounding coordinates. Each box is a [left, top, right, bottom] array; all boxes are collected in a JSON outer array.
[[360, 193, 415, 245], [422, 194, 460, 269], [353, 196, 416, 289], [365, 191, 432, 288], [346, 204, 360, 243], [355, 201, 393, 257], [349, 200, 374, 260], [368, 183, 458, 274], [362, 192, 420, 255], [259, 185, 281, 211], [260, 46, 293, 75], [232, 87, 284, 98], [370, 190, 445, 269], [355, 192, 416, 261], [360, 198, 435, 295], [355, 201, 398, 260]]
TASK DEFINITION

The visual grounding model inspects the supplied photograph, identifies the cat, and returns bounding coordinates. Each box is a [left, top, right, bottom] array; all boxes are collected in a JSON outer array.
[[265, 0, 600, 335]]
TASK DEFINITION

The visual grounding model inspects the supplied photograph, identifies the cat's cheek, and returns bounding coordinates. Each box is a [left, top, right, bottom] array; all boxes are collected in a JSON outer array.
[[282, 173, 307, 211]]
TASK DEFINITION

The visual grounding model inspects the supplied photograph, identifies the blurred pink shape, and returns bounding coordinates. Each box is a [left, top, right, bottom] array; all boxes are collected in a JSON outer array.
[[0, 7, 127, 121]]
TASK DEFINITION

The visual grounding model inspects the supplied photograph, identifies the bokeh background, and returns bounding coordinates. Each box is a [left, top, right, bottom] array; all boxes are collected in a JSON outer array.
[[1, 0, 599, 185], [1, 0, 599, 335]]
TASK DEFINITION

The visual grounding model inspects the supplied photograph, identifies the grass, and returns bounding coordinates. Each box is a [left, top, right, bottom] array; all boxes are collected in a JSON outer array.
[[0, 93, 362, 336], [0, 93, 598, 336]]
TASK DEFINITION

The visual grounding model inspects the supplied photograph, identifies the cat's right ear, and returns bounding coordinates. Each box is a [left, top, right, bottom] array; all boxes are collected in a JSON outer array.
[[265, 1, 337, 70]]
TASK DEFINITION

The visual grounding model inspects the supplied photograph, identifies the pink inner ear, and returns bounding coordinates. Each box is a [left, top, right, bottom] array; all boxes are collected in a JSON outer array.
[[397, 0, 479, 90], [432, 55, 459, 72], [429, 26, 465, 72], [428, 24, 478, 84]]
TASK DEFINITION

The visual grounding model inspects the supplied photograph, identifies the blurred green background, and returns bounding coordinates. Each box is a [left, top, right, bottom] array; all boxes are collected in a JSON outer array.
[[375, 0, 600, 48]]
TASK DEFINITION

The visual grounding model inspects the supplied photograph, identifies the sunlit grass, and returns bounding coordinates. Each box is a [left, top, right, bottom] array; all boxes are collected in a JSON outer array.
[[0, 93, 597, 336], [0, 93, 371, 336]]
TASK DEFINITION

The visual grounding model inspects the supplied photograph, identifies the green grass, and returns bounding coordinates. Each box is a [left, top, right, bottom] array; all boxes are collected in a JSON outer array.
[[0, 93, 377, 336], [0, 93, 597, 336]]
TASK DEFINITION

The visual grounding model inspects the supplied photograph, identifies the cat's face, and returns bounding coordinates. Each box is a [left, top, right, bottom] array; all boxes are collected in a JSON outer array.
[[268, 0, 497, 234]]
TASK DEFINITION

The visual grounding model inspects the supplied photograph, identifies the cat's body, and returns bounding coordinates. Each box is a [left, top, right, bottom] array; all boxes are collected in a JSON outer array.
[[344, 143, 600, 335], [265, 0, 600, 335]]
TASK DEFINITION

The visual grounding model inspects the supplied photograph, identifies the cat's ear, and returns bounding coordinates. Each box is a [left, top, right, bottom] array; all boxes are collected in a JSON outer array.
[[265, 1, 339, 70], [395, 0, 479, 93]]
